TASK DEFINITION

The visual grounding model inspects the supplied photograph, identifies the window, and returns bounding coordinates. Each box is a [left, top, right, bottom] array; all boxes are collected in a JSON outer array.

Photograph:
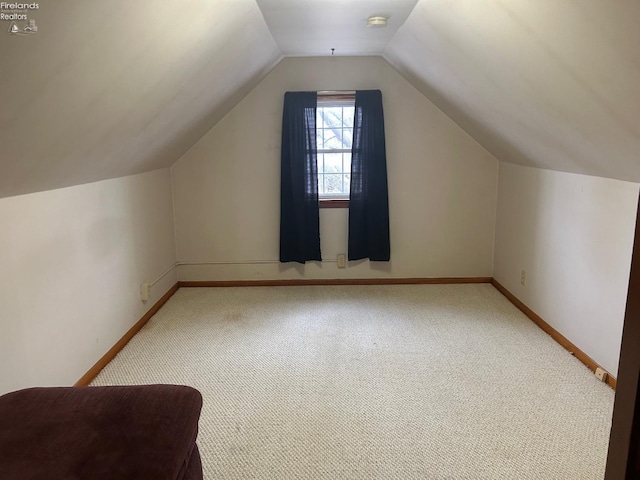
[[316, 94, 355, 207], [280, 89, 389, 263]]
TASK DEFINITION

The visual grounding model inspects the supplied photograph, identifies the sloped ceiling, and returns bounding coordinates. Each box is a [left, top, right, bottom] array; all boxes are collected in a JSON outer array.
[[0, 0, 281, 198], [1, 0, 638, 199], [384, 0, 640, 183]]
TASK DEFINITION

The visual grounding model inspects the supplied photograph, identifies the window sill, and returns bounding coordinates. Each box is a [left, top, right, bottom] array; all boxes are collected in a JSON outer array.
[[319, 199, 349, 209]]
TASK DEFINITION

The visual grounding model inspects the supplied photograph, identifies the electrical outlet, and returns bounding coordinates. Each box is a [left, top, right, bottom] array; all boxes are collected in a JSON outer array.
[[520, 270, 526, 286], [140, 282, 150, 302], [595, 367, 608, 382], [337, 254, 346, 268]]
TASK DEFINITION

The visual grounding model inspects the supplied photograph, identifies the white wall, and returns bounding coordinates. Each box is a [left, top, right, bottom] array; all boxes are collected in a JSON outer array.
[[0, 170, 177, 395], [493, 163, 639, 376], [171, 56, 499, 281]]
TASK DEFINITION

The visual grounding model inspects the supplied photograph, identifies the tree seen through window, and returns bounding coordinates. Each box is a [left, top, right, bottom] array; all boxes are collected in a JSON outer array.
[[316, 102, 354, 198]]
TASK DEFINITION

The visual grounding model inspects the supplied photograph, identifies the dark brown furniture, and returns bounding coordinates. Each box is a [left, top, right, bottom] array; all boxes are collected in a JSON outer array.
[[606, 193, 640, 480], [0, 384, 203, 480]]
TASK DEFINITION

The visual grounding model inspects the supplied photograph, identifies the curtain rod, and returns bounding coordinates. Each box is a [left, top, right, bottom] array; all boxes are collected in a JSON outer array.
[[317, 90, 356, 95]]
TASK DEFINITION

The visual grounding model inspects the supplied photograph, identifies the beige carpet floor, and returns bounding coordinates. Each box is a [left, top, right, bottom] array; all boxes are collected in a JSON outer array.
[[92, 284, 614, 479]]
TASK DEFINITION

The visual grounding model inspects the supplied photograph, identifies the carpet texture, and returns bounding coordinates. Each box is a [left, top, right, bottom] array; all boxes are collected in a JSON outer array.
[[92, 284, 614, 479]]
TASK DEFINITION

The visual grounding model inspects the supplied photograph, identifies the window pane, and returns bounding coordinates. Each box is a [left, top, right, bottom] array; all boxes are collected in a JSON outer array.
[[324, 174, 343, 194], [324, 153, 342, 173], [343, 107, 354, 127], [316, 108, 328, 129], [318, 174, 324, 193], [320, 107, 342, 128], [343, 152, 352, 172], [341, 128, 352, 149], [317, 154, 324, 174], [343, 174, 351, 192], [321, 129, 339, 150]]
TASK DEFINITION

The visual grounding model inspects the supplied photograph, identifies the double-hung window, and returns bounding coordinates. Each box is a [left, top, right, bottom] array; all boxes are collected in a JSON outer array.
[[316, 93, 355, 208], [280, 89, 389, 263]]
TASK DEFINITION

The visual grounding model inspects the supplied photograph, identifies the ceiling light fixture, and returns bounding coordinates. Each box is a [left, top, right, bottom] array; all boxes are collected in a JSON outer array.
[[367, 16, 388, 27]]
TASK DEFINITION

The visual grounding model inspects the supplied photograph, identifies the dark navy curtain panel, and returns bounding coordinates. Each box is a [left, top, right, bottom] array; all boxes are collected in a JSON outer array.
[[348, 90, 390, 261], [279, 91, 322, 263]]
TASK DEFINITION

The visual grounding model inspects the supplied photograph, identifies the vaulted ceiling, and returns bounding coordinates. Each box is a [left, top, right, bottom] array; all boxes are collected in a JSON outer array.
[[0, 0, 281, 198], [0, 0, 638, 198], [385, 0, 640, 183]]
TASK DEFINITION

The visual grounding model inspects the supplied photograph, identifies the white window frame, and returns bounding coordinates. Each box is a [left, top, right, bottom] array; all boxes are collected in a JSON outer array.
[[316, 93, 355, 205]]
